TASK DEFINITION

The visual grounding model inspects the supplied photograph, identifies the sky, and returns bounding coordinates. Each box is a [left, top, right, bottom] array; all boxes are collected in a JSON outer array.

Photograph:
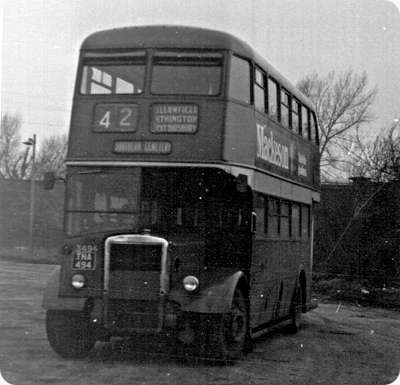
[[1, 0, 400, 148]]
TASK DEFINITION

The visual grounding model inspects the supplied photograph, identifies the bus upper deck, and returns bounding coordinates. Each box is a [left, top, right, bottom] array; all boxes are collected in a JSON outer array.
[[68, 25, 320, 195]]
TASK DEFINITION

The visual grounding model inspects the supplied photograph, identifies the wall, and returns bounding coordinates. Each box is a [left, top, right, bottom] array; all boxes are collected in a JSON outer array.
[[0, 179, 64, 249], [314, 179, 400, 285]]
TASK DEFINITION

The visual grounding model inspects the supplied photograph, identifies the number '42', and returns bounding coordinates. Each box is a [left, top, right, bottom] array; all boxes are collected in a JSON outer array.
[[98, 108, 132, 129]]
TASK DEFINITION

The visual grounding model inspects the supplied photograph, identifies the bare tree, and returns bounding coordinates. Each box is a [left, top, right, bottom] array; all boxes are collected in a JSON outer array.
[[348, 121, 400, 182], [297, 70, 377, 180], [35, 134, 67, 178], [1, 113, 68, 180], [0, 113, 32, 179]]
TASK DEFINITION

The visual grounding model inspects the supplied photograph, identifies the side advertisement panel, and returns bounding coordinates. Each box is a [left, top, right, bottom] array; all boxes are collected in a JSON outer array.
[[254, 118, 316, 187]]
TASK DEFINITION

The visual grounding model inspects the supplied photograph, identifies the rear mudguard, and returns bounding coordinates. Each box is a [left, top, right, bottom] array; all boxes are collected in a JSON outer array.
[[42, 266, 86, 311], [169, 271, 247, 314]]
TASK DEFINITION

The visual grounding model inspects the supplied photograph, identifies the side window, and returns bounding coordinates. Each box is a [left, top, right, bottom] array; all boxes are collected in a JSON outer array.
[[280, 89, 290, 128], [292, 99, 300, 134], [254, 194, 265, 234], [301, 106, 310, 140], [310, 112, 319, 144], [254, 68, 266, 112], [266, 196, 280, 237], [267, 78, 279, 121], [229, 55, 251, 104], [292, 202, 300, 239], [280, 200, 290, 238], [301, 204, 310, 239]]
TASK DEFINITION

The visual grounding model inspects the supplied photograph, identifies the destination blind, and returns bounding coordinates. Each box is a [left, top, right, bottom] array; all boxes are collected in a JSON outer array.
[[151, 104, 199, 133]]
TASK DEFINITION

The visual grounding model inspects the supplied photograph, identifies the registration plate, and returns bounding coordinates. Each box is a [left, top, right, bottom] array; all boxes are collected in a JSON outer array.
[[72, 244, 97, 270]]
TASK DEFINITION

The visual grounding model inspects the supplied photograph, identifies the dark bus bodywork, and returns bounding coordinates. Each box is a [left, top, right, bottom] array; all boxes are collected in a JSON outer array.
[[43, 25, 320, 361]]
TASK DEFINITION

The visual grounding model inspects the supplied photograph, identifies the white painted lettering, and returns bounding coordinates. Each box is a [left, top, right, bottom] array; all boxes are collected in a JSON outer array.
[[256, 123, 289, 170]]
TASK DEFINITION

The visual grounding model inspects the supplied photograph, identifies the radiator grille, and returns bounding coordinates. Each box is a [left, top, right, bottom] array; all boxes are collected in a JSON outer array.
[[110, 244, 161, 271]]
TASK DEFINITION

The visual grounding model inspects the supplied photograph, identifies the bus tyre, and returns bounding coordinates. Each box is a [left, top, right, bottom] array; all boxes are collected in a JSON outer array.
[[46, 310, 96, 359], [208, 288, 248, 363], [288, 284, 302, 333]]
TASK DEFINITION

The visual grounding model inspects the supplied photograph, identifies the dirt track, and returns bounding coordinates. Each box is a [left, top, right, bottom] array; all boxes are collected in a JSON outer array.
[[0, 260, 399, 385]]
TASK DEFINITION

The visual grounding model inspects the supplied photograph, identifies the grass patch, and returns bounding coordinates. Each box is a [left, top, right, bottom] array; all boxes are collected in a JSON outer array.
[[313, 273, 400, 310]]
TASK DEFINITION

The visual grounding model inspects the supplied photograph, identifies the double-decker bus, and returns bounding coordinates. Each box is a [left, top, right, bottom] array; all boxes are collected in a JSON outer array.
[[43, 25, 320, 362]]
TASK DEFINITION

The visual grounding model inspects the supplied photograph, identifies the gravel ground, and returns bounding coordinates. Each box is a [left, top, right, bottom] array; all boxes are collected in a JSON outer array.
[[0, 260, 399, 385]]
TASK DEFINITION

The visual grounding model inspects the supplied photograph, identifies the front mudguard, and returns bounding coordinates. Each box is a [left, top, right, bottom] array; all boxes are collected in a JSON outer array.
[[169, 271, 247, 314], [42, 266, 86, 311]]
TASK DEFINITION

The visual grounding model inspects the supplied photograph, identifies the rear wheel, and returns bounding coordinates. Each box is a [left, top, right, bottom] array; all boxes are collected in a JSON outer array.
[[46, 310, 96, 358], [208, 288, 249, 363]]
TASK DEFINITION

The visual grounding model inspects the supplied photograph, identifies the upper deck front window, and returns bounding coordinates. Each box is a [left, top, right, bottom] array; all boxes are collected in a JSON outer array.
[[80, 51, 146, 95], [151, 52, 222, 95]]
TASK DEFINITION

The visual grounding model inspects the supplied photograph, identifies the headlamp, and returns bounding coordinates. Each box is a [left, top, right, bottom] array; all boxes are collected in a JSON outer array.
[[71, 274, 86, 289], [182, 275, 199, 293]]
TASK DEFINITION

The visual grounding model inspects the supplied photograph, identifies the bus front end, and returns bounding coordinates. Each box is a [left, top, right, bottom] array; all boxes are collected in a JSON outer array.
[[43, 166, 252, 360]]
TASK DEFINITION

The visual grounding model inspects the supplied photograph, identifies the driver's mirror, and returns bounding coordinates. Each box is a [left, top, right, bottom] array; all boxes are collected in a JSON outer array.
[[43, 171, 56, 190], [236, 174, 248, 193]]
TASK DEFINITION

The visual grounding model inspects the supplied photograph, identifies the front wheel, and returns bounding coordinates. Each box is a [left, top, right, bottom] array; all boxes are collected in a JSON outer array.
[[46, 310, 96, 358], [208, 288, 249, 363]]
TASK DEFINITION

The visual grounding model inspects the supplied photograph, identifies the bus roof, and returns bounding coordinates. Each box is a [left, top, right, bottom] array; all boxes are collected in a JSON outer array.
[[81, 25, 313, 108]]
